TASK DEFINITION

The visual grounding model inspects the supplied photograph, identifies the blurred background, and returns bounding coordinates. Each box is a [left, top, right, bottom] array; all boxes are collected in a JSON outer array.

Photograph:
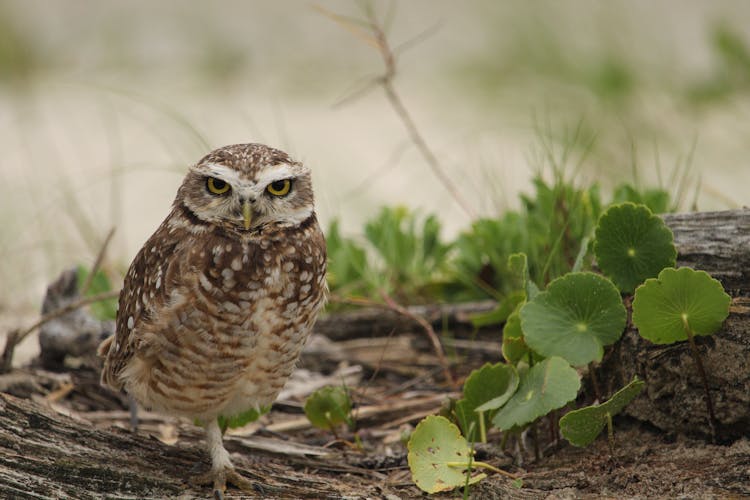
[[1, 0, 749, 314]]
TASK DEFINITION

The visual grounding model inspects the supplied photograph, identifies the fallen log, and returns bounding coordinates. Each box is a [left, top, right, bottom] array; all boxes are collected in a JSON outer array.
[[596, 209, 750, 442], [0, 391, 389, 499]]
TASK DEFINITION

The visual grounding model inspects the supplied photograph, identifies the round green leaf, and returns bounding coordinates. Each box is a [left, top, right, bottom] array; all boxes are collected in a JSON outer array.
[[520, 272, 627, 367], [407, 415, 487, 493], [594, 202, 677, 293], [492, 357, 581, 431], [559, 377, 645, 447], [304, 386, 352, 430], [632, 267, 731, 344]]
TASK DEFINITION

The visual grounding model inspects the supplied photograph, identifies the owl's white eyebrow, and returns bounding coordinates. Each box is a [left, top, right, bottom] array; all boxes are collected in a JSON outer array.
[[197, 164, 247, 186], [196, 163, 301, 188], [254, 164, 300, 187], [197, 163, 240, 184]]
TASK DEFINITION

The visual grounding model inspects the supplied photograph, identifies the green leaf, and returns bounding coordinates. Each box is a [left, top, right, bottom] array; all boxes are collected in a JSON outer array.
[[407, 415, 487, 493], [76, 265, 117, 320], [559, 377, 645, 447], [304, 386, 353, 430], [455, 362, 519, 440], [508, 252, 540, 300], [632, 267, 731, 344], [520, 272, 627, 367], [492, 357, 581, 431], [501, 308, 529, 364], [218, 406, 270, 430], [455, 363, 518, 436], [594, 202, 677, 293]]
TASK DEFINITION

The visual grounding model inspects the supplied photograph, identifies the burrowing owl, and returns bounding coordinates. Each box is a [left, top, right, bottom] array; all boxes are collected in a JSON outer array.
[[99, 143, 327, 496]]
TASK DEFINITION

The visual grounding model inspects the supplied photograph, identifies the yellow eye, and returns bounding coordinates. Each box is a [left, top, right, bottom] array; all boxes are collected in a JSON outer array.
[[267, 179, 291, 196], [206, 177, 231, 195]]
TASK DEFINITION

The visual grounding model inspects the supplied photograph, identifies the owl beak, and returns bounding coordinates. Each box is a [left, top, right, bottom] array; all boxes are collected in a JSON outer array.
[[242, 200, 253, 230]]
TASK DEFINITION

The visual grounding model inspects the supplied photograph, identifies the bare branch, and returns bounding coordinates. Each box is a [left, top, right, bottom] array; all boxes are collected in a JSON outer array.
[[318, 4, 477, 219], [378, 292, 456, 387]]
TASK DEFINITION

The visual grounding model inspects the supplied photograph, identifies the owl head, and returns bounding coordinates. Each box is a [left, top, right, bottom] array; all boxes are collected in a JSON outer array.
[[176, 143, 315, 233]]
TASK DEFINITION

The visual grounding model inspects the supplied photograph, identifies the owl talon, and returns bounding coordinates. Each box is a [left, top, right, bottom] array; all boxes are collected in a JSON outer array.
[[190, 466, 255, 495]]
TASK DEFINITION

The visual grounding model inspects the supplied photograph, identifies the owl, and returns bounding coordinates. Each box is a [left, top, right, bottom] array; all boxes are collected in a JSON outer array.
[[98, 143, 327, 496]]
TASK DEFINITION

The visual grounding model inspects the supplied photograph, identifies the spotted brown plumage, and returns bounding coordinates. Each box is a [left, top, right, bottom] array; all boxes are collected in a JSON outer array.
[[98, 143, 327, 496]]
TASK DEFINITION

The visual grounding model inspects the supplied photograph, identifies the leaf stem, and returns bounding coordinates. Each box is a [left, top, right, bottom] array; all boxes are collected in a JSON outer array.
[[500, 431, 509, 450], [681, 315, 717, 443], [447, 461, 518, 479], [478, 409, 487, 444], [606, 411, 615, 456]]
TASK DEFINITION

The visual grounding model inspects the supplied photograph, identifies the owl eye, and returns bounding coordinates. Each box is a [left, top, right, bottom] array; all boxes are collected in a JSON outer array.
[[206, 177, 231, 195], [267, 179, 291, 196]]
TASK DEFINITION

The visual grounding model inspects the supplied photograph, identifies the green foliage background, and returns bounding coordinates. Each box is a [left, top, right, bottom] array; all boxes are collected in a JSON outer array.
[[327, 176, 671, 305]]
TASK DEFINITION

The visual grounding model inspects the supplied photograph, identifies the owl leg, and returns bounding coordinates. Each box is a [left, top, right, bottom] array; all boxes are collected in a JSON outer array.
[[190, 419, 255, 497]]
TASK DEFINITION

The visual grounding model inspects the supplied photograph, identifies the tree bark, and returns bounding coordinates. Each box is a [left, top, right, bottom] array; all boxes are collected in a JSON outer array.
[[0, 391, 391, 499], [597, 209, 750, 442]]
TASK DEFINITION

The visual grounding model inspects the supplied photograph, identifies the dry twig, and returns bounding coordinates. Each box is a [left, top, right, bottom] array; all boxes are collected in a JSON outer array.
[[315, 3, 476, 218], [379, 292, 456, 387], [329, 293, 457, 387]]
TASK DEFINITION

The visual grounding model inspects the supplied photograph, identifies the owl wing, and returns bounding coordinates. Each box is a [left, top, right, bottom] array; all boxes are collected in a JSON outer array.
[[99, 215, 186, 390]]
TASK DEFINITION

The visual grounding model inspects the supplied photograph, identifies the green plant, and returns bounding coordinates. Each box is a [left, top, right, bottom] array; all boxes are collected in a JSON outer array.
[[594, 202, 677, 293], [491, 357, 581, 431], [453, 174, 602, 301], [325, 219, 370, 298], [454, 363, 519, 442], [364, 206, 452, 301], [304, 385, 354, 432], [559, 377, 645, 452], [326, 206, 452, 303], [632, 267, 731, 345], [405, 197, 734, 494], [76, 265, 118, 320], [520, 272, 627, 367], [408, 415, 515, 494], [217, 406, 270, 433], [632, 267, 731, 439], [611, 184, 671, 214]]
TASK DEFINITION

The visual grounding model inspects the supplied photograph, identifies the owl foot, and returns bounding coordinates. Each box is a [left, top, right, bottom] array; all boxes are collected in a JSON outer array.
[[190, 466, 255, 499]]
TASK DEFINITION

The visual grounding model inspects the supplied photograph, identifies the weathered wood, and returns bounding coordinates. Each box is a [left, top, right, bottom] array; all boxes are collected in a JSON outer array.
[[598, 300, 750, 442], [664, 209, 750, 293], [599, 209, 750, 441], [0, 392, 387, 499]]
